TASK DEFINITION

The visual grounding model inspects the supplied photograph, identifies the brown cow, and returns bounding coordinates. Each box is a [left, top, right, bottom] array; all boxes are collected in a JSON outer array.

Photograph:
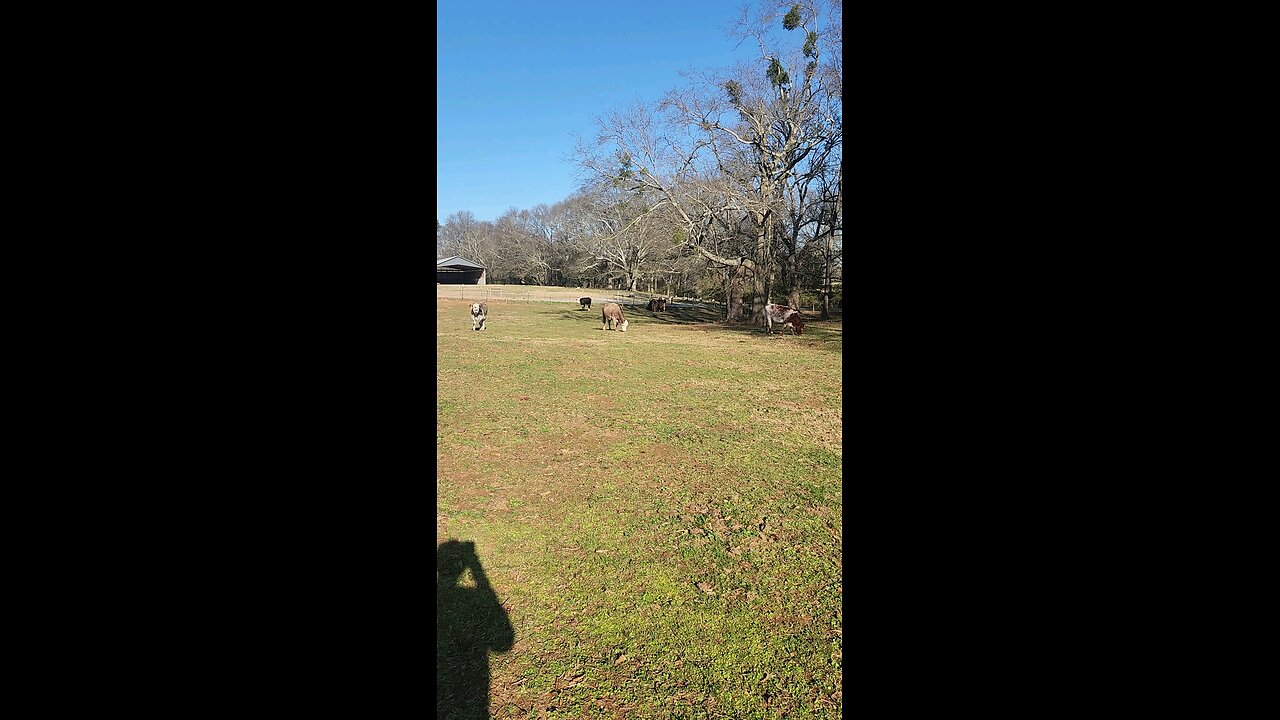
[[601, 302, 629, 332], [657, 298, 668, 311], [764, 303, 804, 335]]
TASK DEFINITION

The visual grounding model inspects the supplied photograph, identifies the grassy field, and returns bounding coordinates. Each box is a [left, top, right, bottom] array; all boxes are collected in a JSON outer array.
[[437, 298, 842, 719]]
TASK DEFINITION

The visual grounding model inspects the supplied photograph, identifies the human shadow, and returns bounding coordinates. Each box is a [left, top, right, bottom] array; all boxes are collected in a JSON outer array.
[[437, 540, 514, 720]]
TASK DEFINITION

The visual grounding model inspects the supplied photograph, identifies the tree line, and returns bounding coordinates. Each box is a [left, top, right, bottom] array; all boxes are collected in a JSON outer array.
[[438, 1, 842, 323]]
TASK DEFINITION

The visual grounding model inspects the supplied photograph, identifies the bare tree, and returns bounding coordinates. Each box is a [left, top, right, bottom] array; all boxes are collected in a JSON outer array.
[[560, 184, 669, 293], [778, 139, 841, 310], [818, 165, 842, 319], [494, 206, 557, 285], [575, 0, 841, 326], [438, 211, 499, 272], [715, 0, 842, 322]]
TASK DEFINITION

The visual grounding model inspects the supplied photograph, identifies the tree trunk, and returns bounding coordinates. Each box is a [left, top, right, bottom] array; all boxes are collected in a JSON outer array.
[[725, 265, 747, 322], [750, 226, 769, 326], [694, 245, 754, 322], [721, 268, 732, 319], [821, 231, 832, 320], [785, 251, 801, 309]]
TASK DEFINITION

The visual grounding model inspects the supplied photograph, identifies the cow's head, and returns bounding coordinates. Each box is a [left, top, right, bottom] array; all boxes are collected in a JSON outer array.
[[471, 303, 482, 315], [791, 317, 805, 335], [619, 320, 629, 332]]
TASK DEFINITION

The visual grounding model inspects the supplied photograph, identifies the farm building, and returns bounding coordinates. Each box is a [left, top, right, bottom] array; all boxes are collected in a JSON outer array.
[[437, 256, 486, 285]]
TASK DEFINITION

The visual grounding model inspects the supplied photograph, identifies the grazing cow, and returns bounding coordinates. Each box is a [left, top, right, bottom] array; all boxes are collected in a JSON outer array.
[[470, 302, 488, 331], [600, 302, 629, 332], [579, 297, 592, 311], [764, 303, 804, 335]]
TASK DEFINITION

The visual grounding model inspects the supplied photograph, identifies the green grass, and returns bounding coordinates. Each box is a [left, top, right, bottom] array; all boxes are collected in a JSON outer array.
[[438, 299, 842, 719]]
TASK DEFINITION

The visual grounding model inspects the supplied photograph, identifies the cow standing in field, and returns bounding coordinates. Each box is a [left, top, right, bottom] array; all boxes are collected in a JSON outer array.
[[646, 299, 658, 311], [764, 303, 804, 335], [600, 302, 629, 332], [579, 297, 592, 311], [657, 298, 668, 311], [470, 302, 488, 331]]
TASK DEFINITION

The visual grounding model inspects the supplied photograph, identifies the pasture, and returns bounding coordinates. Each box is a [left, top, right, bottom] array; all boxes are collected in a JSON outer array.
[[437, 297, 843, 719]]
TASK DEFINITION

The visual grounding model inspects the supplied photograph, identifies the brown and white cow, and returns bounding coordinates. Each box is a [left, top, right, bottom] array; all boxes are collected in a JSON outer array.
[[470, 302, 488, 331], [600, 302, 629, 332], [657, 298, 668, 311], [579, 297, 592, 311], [764, 303, 804, 335]]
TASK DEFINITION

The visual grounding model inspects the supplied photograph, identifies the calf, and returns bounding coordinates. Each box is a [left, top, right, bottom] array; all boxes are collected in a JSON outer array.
[[579, 297, 592, 311], [764, 303, 804, 335], [600, 302, 629, 332], [470, 302, 488, 331]]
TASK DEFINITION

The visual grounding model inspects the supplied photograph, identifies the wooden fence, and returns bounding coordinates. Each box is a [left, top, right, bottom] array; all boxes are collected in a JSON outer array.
[[435, 285, 837, 313], [435, 285, 649, 305]]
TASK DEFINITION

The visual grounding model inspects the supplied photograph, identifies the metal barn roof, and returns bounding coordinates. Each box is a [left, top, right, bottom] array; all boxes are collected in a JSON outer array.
[[436, 256, 485, 269]]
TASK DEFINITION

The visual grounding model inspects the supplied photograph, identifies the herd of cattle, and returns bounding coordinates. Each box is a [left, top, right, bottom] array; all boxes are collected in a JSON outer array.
[[469, 299, 805, 335]]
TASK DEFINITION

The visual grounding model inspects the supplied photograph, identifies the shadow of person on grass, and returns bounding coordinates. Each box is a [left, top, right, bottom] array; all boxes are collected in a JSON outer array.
[[437, 540, 513, 720]]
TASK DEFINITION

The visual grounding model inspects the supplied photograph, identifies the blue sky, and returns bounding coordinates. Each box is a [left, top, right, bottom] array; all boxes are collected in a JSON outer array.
[[437, 0, 762, 224]]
